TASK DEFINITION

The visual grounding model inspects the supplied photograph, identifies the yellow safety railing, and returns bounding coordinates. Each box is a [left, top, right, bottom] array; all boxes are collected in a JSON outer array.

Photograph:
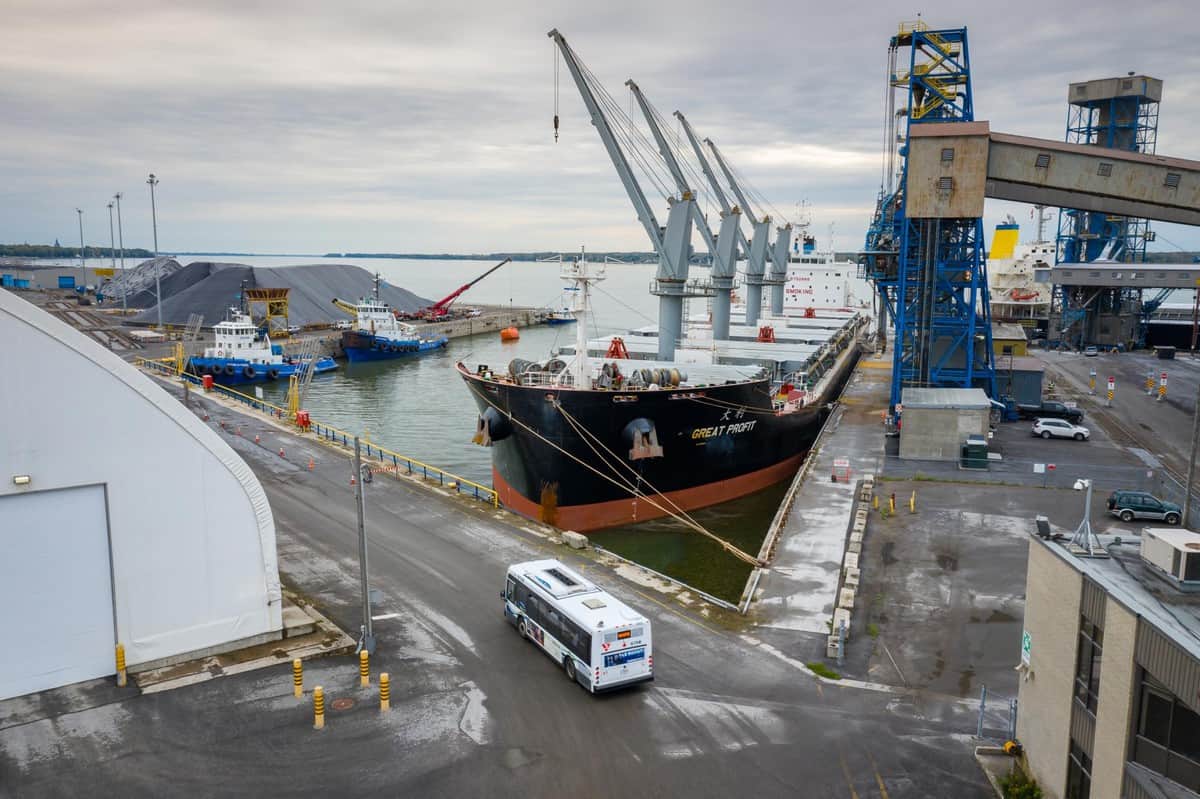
[[897, 19, 928, 35], [133, 358, 499, 507]]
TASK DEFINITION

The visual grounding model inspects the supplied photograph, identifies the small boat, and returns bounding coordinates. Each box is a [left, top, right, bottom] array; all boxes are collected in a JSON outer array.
[[332, 287, 449, 363], [543, 308, 576, 326], [189, 309, 337, 385]]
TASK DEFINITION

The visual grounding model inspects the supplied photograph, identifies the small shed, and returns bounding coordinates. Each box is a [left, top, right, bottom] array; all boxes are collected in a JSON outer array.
[[994, 355, 1046, 406], [992, 323, 1029, 356], [899, 387, 991, 462]]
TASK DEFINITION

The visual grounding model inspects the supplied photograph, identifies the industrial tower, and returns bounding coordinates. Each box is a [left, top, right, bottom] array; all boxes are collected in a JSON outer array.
[[861, 21, 996, 412], [1052, 75, 1162, 347]]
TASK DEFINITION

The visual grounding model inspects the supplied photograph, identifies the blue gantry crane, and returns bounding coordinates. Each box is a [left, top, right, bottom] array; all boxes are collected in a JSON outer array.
[[860, 21, 996, 412]]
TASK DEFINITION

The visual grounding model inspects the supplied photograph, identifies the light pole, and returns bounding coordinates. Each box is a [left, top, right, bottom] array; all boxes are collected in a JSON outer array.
[[75, 208, 87, 291], [113, 192, 126, 313], [107, 201, 117, 269], [147, 173, 162, 330], [353, 437, 376, 654], [1185, 383, 1200, 528]]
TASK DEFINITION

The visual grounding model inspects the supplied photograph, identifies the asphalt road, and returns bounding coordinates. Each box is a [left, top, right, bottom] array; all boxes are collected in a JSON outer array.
[[0, 386, 994, 798]]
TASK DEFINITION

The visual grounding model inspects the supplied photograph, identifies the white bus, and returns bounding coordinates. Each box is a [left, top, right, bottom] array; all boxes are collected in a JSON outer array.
[[503, 559, 653, 693]]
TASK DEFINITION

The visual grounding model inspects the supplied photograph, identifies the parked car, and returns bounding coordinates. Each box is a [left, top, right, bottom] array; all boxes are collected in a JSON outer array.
[[1017, 401, 1084, 422], [1083, 346, 1099, 357], [287, 325, 302, 334], [335, 320, 354, 330], [1107, 490, 1182, 525], [1032, 418, 1090, 441]]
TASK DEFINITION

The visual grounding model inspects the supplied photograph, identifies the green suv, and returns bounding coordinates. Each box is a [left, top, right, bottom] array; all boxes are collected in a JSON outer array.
[[1106, 490, 1182, 525]]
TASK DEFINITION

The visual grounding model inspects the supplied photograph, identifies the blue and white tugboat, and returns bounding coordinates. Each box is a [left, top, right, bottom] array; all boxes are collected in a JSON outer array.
[[332, 285, 449, 363], [189, 309, 337, 385]]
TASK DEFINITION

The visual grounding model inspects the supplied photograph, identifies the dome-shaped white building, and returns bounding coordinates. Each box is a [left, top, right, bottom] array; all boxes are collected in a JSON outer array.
[[0, 289, 282, 700]]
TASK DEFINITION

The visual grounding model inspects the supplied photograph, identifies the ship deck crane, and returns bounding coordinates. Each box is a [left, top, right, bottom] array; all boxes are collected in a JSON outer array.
[[625, 81, 736, 340], [549, 28, 696, 361], [705, 139, 791, 322]]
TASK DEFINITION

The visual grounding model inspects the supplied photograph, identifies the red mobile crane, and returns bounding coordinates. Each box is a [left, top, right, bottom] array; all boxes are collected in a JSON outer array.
[[406, 258, 512, 321]]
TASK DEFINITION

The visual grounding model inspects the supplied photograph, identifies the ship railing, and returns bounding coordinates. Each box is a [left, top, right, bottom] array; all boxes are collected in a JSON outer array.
[[134, 358, 499, 508], [516, 370, 573, 388]]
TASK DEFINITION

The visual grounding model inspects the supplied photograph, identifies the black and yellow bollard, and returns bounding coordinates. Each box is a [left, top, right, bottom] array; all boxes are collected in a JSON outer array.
[[313, 686, 325, 730], [889, 493, 896, 515], [359, 649, 369, 688], [115, 643, 127, 688], [292, 658, 303, 698], [380, 672, 390, 712]]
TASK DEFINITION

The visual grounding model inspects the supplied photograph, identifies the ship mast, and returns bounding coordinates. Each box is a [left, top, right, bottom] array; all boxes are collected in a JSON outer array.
[[564, 247, 604, 389]]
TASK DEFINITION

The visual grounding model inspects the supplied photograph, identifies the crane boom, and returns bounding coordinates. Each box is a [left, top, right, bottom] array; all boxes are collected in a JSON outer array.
[[548, 29, 664, 253], [706, 138, 759, 224], [330, 298, 359, 317], [676, 112, 751, 257], [429, 258, 511, 313]]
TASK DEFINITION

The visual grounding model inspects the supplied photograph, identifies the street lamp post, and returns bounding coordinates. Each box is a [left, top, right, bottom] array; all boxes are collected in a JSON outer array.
[[114, 192, 126, 313], [107, 202, 117, 269], [147, 173, 162, 330], [75, 208, 87, 291]]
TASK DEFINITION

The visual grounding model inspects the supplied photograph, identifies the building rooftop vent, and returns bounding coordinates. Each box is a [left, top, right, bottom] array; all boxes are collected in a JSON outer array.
[[1140, 528, 1200, 592]]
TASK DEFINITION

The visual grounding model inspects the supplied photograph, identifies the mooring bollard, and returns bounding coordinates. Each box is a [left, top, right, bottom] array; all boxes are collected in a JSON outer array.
[[380, 672, 390, 712], [909, 490, 916, 513], [115, 643, 127, 688], [359, 650, 370, 687], [292, 658, 303, 698], [313, 686, 325, 730], [872, 494, 879, 510]]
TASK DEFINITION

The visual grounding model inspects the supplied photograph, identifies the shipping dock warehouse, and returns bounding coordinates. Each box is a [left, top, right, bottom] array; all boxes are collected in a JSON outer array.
[[0, 289, 283, 700], [1018, 528, 1200, 798]]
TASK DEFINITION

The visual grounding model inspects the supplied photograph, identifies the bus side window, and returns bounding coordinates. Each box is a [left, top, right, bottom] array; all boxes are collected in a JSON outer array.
[[506, 577, 516, 601]]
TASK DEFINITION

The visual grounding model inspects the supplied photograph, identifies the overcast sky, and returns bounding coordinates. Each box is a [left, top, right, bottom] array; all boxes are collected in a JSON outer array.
[[4, 0, 1199, 255]]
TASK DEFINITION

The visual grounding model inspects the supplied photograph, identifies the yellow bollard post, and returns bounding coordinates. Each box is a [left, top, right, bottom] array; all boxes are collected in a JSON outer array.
[[889, 493, 896, 514], [292, 658, 303, 698], [909, 490, 916, 513], [313, 686, 325, 730], [872, 494, 879, 510], [380, 672, 390, 712], [359, 649, 370, 688], [115, 643, 127, 688]]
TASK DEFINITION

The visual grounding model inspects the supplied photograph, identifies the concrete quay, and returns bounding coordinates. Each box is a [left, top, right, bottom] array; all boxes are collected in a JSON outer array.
[[0, 371, 995, 798]]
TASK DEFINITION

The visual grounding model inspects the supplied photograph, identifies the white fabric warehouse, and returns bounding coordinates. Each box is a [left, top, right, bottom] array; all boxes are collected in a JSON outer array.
[[0, 289, 282, 700]]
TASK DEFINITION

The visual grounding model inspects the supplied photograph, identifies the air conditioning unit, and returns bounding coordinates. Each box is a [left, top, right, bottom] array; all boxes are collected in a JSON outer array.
[[1140, 528, 1200, 592]]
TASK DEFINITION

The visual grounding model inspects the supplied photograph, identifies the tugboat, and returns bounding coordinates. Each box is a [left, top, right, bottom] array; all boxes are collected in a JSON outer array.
[[332, 277, 449, 363], [458, 252, 856, 532], [189, 309, 337, 385]]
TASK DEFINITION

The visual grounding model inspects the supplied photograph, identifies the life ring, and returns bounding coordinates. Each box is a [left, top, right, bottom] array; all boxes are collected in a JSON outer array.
[[216, 350, 224, 357], [243, 364, 257, 379], [223, 364, 236, 376], [266, 367, 280, 380]]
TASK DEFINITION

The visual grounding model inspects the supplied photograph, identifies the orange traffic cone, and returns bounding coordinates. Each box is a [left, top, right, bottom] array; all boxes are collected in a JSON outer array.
[[254, 434, 260, 444], [350, 473, 357, 486], [308, 457, 315, 471], [279, 447, 285, 458]]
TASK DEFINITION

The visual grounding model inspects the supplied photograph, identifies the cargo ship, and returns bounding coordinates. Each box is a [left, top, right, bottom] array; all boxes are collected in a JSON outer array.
[[188, 309, 337, 385], [458, 254, 862, 531], [332, 293, 448, 363]]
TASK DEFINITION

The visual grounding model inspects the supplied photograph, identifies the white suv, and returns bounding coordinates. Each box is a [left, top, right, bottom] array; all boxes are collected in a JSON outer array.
[[1032, 418, 1090, 441]]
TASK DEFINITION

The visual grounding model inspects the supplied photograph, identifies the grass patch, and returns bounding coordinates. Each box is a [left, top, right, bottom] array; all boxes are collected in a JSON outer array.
[[806, 661, 843, 680], [867, 623, 880, 638], [998, 769, 1043, 799]]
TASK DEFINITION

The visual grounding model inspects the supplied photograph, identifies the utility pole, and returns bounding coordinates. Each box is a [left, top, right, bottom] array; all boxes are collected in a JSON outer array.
[[114, 192, 126, 313], [75, 208, 87, 291], [147, 173, 162, 330], [1185, 383, 1200, 528], [353, 437, 376, 654]]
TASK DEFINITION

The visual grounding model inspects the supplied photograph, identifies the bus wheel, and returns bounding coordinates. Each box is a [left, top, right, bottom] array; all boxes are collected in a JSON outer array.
[[518, 619, 528, 640], [563, 657, 576, 684]]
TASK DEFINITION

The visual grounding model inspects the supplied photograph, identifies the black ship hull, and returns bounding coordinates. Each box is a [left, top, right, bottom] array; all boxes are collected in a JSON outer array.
[[458, 363, 842, 531]]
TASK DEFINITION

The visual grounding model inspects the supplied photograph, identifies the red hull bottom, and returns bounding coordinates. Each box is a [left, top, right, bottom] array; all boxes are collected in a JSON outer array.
[[493, 452, 807, 532]]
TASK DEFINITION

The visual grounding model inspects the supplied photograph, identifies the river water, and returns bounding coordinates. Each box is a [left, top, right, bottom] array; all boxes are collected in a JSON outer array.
[[70, 253, 786, 601]]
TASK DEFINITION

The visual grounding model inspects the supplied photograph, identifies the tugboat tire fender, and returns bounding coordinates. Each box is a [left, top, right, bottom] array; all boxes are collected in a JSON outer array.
[[223, 364, 236, 376], [243, 365, 257, 379], [267, 367, 280, 380]]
